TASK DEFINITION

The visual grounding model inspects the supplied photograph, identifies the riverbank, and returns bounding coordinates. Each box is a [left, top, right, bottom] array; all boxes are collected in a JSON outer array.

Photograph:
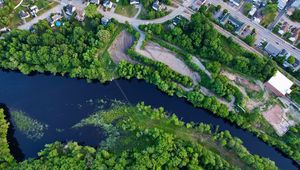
[[0, 71, 299, 169], [0, 96, 279, 169], [0, 15, 299, 168]]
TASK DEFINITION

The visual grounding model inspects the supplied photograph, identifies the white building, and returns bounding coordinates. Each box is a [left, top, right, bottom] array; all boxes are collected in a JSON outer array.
[[230, 0, 242, 6], [248, 6, 257, 16], [103, 0, 113, 9], [265, 71, 293, 97], [291, 0, 300, 8], [278, 0, 288, 10], [130, 0, 139, 5]]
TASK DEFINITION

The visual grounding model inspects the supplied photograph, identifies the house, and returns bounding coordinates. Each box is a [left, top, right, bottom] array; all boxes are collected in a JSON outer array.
[[264, 43, 281, 57], [0, 27, 11, 34], [103, 0, 113, 9], [278, 0, 288, 10], [278, 49, 290, 57], [101, 17, 110, 25], [291, 0, 300, 8], [49, 14, 63, 27], [89, 0, 100, 5], [229, 0, 242, 6], [30, 6, 39, 17], [278, 22, 289, 35], [76, 8, 85, 22], [283, 58, 299, 70], [265, 71, 293, 97], [293, 58, 300, 69], [130, 0, 139, 5], [199, 0, 207, 5], [19, 10, 30, 19], [152, 0, 161, 11], [288, 28, 300, 43], [220, 13, 245, 34], [248, 6, 257, 16], [65, 4, 76, 16], [253, 0, 267, 6], [0, 0, 4, 8], [172, 16, 182, 25], [253, 17, 261, 24]]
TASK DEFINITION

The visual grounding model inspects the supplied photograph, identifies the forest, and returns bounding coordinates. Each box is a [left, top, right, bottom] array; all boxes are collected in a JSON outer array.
[[0, 104, 278, 169], [0, 14, 119, 82]]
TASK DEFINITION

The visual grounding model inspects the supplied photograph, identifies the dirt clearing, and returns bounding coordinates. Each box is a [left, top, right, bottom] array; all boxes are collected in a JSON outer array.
[[136, 41, 199, 83], [108, 30, 135, 63], [262, 105, 295, 136]]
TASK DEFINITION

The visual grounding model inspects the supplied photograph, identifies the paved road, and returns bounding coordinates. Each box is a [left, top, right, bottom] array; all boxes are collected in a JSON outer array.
[[18, 0, 85, 30], [267, 0, 295, 30], [14, 0, 24, 10], [207, 0, 300, 65]]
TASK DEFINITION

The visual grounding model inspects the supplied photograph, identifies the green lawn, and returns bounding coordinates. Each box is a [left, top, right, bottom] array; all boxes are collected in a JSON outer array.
[[115, 5, 139, 18]]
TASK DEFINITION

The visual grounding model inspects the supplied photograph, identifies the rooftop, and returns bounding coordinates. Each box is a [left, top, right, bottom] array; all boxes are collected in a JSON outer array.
[[266, 71, 293, 96], [264, 43, 281, 57]]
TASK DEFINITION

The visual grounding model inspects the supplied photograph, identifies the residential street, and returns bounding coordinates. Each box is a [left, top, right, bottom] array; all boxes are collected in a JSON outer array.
[[207, 0, 300, 64], [18, 0, 85, 30], [18, 4, 64, 30]]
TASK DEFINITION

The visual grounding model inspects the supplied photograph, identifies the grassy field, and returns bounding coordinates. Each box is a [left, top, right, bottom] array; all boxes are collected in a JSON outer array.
[[115, 5, 139, 18]]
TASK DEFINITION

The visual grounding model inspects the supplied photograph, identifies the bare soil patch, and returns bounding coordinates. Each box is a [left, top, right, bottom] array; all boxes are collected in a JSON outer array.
[[108, 30, 135, 64], [262, 105, 294, 136], [137, 41, 199, 82]]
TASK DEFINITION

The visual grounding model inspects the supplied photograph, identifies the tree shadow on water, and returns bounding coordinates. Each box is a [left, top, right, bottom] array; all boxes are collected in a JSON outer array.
[[0, 103, 25, 162]]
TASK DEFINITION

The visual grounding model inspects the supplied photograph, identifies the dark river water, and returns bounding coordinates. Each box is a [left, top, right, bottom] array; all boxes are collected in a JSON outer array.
[[0, 70, 298, 170]]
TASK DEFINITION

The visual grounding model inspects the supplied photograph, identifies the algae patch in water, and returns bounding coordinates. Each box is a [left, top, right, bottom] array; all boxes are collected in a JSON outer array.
[[11, 110, 48, 140]]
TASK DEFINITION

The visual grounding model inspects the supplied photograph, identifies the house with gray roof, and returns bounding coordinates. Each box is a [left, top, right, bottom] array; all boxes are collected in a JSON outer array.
[[264, 43, 281, 57], [65, 4, 76, 16], [220, 13, 245, 34], [152, 0, 161, 11], [19, 10, 30, 19]]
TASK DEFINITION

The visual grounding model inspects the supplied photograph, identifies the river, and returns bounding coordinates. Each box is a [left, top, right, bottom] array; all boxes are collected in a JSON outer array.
[[0, 70, 298, 170]]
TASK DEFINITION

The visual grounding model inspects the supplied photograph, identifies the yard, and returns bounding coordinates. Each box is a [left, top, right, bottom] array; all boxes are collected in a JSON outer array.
[[0, 0, 58, 28], [261, 3, 278, 27], [114, 4, 139, 18]]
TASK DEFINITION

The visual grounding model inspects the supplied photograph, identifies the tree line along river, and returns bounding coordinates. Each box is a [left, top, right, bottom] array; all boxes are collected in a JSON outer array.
[[0, 70, 298, 170]]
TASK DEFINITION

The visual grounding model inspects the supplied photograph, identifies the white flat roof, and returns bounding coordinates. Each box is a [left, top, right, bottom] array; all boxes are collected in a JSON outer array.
[[268, 71, 293, 95]]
